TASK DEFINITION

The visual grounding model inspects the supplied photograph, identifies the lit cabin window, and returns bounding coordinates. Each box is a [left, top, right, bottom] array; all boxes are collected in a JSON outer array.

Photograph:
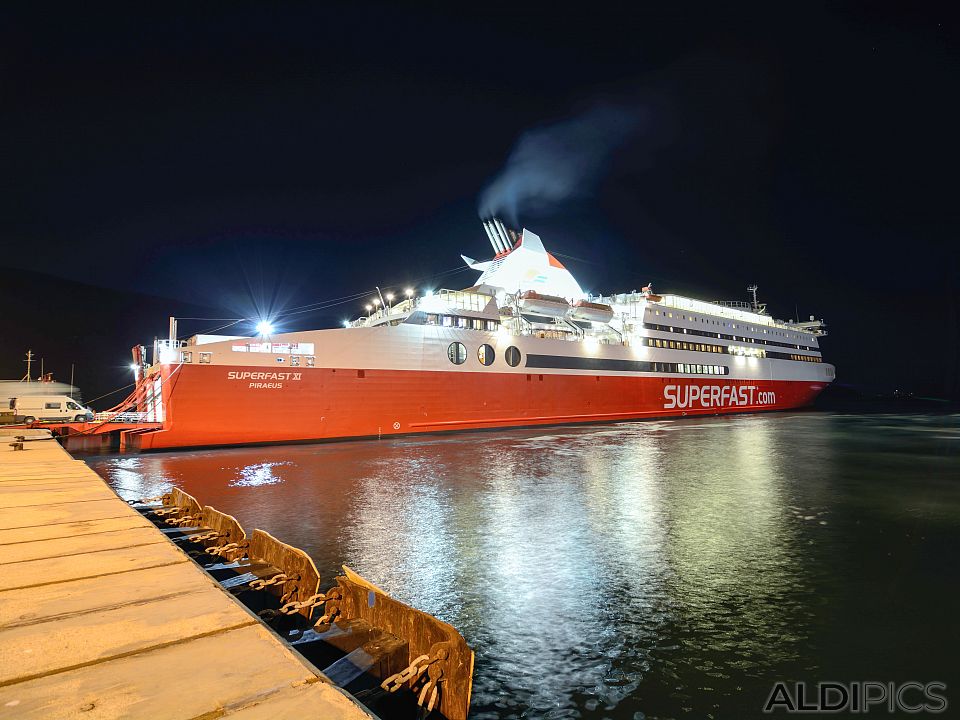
[[478, 344, 495, 366], [442, 316, 453, 327], [456, 317, 469, 329], [427, 314, 439, 325], [306, 356, 315, 367], [505, 346, 521, 367], [199, 352, 212, 364], [447, 342, 467, 365]]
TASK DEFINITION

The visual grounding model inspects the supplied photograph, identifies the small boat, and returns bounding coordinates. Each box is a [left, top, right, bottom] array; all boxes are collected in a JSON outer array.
[[519, 290, 570, 317], [569, 300, 614, 324]]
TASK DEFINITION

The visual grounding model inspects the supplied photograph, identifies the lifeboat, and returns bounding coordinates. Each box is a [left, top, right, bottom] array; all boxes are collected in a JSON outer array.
[[519, 290, 570, 318], [570, 300, 615, 324]]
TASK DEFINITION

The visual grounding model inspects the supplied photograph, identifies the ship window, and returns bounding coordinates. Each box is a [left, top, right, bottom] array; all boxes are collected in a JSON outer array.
[[505, 346, 521, 367], [426, 314, 439, 325], [472, 318, 483, 330], [199, 352, 212, 364], [486, 320, 498, 331], [442, 315, 453, 327], [447, 342, 467, 365], [291, 355, 300, 367], [306, 356, 315, 367], [456, 317, 469, 329], [478, 344, 495, 366], [181, 351, 192, 363]]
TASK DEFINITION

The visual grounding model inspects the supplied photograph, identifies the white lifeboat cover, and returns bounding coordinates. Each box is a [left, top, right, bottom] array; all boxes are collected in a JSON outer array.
[[471, 229, 584, 300]]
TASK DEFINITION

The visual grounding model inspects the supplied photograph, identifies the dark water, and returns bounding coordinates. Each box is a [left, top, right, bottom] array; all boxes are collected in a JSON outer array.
[[88, 412, 960, 719]]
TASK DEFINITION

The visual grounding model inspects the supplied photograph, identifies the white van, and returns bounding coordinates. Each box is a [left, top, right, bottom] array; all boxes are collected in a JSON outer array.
[[10, 395, 94, 424]]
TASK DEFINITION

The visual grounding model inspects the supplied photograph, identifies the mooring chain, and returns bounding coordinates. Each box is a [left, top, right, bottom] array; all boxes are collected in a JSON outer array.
[[126, 494, 165, 505], [381, 648, 450, 712], [418, 662, 444, 714], [203, 541, 247, 558], [247, 572, 295, 590], [277, 592, 327, 615], [380, 654, 434, 693], [187, 531, 222, 543]]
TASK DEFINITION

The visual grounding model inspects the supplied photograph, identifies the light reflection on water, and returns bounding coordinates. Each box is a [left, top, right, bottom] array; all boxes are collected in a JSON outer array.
[[89, 412, 960, 718]]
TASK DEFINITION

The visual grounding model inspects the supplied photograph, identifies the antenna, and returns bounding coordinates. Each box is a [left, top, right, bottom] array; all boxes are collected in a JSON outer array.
[[745, 284, 768, 315], [22, 350, 34, 382]]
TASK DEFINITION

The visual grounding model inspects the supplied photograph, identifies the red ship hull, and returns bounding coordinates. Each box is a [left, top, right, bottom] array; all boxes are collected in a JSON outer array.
[[129, 364, 828, 451]]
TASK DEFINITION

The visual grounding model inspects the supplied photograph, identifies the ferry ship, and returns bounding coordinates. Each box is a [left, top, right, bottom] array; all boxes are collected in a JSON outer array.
[[126, 220, 834, 450]]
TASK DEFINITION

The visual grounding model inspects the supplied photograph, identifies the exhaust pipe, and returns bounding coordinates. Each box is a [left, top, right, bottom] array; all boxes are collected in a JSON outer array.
[[482, 220, 506, 254], [493, 218, 513, 252]]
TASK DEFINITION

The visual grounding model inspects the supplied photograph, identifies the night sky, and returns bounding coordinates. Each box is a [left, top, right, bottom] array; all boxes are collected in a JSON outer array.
[[1, 3, 956, 403]]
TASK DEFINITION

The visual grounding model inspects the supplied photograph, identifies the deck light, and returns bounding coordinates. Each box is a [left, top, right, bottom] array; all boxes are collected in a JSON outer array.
[[365, 304, 373, 313], [385, 292, 394, 302], [373, 298, 381, 307], [255, 320, 274, 336], [129, 364, 138, 372], [343, 320, 351, 328], [405, 288, 414, 298]]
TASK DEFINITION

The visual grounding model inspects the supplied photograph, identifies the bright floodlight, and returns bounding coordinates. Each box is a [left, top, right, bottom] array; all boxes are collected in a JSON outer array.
[[385, 292, 394, 302], [255, 320, 274, 335], [372, 298, 381, 307], [343, 320, 351, 328], [129, 364, 138, 371], [405, 287, 414, 297], [365, 304, 373, 312]]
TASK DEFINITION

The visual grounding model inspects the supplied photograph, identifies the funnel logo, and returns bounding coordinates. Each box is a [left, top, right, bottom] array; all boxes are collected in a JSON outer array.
[[663, 384, 776, 409]]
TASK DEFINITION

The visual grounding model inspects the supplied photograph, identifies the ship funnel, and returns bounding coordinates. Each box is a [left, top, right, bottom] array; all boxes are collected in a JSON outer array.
[[482, 220, 506, 254], [493, 218, 514, 251], [481, 217, 521, 255]]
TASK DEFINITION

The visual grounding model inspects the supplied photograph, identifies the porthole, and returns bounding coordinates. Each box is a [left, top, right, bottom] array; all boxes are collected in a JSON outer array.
[[478, 344, 495, 366], [505, 346, 521, 367], [447, 342, 466, 365]]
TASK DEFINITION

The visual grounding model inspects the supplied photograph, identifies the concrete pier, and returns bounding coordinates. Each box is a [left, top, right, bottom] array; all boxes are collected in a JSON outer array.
[[0, 429, 372, 719]]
